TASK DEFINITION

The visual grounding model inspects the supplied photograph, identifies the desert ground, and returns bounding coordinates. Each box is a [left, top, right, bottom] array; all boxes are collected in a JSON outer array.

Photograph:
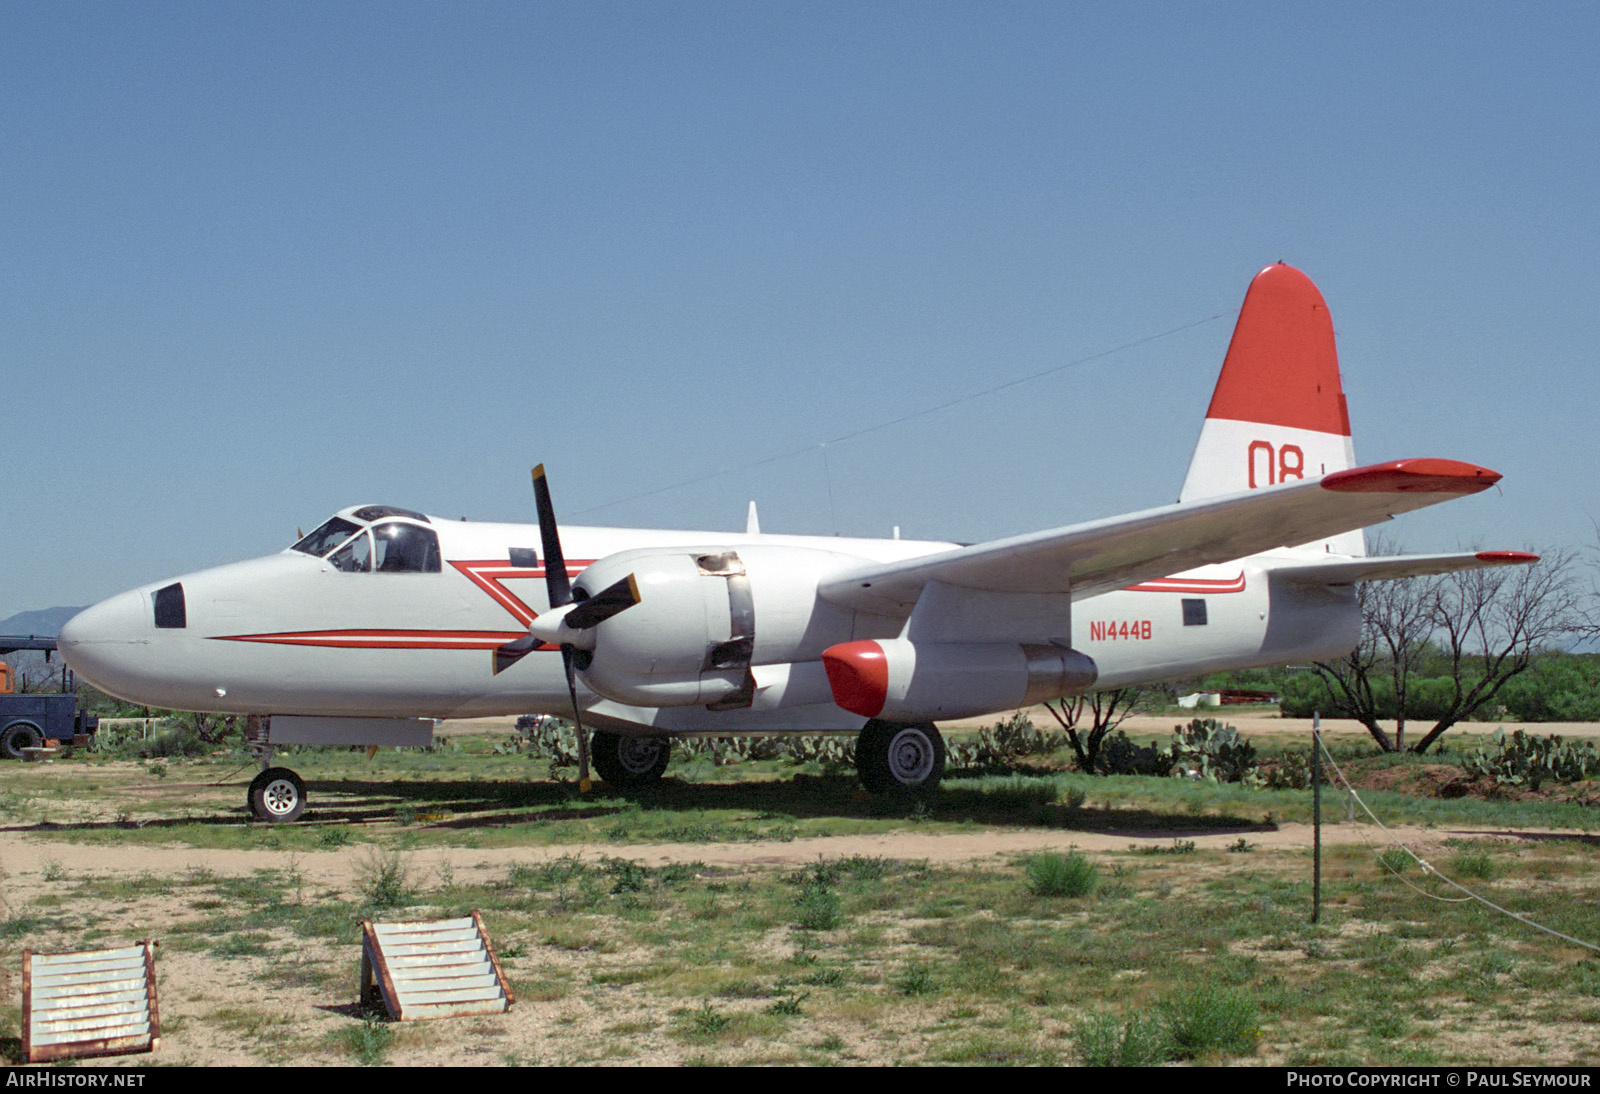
[[2, 711, 1597, 1067]]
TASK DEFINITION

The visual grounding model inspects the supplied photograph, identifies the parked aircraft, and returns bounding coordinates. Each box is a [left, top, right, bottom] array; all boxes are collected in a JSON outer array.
[[58, 264, 1533, 821]]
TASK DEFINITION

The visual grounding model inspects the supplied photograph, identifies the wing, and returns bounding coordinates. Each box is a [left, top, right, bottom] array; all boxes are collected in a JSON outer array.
[[1270, 550, 1538, 586], [818, 458, 1503, 617]]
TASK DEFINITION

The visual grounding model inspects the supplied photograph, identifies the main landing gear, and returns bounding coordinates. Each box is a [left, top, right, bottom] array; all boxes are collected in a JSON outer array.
[[855, 720, 946, 795], [589, 731, 672, 787]]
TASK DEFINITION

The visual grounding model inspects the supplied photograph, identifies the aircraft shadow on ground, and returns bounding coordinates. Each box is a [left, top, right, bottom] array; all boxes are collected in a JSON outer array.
[[2, 771, 1281, 837], [293, 772, 1284, 836]]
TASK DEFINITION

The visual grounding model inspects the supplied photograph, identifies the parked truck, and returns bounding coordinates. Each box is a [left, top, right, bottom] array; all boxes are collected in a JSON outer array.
[[0, 636, 98, 758]]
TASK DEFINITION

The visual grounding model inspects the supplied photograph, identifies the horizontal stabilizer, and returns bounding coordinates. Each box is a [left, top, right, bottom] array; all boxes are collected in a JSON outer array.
[[1270, 550, 1538, 587], [819, 458, 1502, 618]]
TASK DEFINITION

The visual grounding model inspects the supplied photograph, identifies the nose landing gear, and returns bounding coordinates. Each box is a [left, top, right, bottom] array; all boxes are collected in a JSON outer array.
[[248, 766, 306, 822], [246, 716, 306, 822]]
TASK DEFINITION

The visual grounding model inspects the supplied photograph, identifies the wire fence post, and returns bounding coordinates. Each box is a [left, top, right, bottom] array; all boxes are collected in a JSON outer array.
[[1312, 712, 1322, 924]]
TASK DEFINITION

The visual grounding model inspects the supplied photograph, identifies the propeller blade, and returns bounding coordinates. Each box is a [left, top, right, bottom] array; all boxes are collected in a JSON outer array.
[[564, 574, 641, 630], [493, 465, 588, 677], [492, 632, 538, 676], [532, 464, 572, 610], [562, 646, 592, 793]]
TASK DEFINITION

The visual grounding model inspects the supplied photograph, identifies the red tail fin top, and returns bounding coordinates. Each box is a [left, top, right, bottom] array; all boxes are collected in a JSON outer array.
[[1206, 263, 1350, 437]]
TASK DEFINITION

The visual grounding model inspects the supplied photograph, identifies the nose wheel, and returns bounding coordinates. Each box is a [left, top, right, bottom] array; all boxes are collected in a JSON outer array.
[[248, 766, 307, 822]]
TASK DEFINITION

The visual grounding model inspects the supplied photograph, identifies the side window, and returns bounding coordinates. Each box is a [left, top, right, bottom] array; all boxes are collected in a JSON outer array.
[[372, 523, 441, 573], [330, 532, 372, 572], [153, 583, 187, 628], [1182, 598, 1208, 627]]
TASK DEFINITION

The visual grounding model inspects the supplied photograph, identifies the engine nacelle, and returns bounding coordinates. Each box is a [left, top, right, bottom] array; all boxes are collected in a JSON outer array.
[[570, 544, 861, 709], [821, 638, 1098, 722]]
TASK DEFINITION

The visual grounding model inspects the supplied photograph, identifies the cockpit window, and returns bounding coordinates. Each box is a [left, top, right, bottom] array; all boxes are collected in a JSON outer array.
[[372, 522, 441, 573], [329, 531, 373, 572], [292, 517, 362, 557], [353, 505, 430, 523]]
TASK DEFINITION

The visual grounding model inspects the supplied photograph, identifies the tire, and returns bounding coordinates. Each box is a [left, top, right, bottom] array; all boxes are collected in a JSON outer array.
[[590, 732, 671, 787], [0, 721, 44, 760], [248, 767, 307, 822], [856, 721, 945, 794]]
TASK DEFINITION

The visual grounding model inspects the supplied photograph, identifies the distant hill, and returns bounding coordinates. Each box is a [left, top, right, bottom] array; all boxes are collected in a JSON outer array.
[[0, 607, 84, 638]]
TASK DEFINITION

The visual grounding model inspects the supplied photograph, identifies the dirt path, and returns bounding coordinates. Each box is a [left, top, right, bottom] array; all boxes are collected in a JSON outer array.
[[3, 821, 1581, 894]]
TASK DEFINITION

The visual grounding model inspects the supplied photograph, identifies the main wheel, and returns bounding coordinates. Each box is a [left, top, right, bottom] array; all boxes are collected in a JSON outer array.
[[248, 767, 307, 822], [590, 732, 671, 786], [0, 721, 44, 760], [855, 721, 945, 794]]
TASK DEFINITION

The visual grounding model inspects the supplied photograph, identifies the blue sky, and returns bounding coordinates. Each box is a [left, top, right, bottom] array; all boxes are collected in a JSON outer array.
[[4, 2, 1597, 619]]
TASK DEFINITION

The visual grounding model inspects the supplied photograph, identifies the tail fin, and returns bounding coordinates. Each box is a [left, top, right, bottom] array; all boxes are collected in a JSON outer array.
[[1179, 263, 1363, 556]]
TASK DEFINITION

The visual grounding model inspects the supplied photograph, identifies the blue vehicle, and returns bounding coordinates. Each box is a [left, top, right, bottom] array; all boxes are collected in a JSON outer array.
[[0, 636, 98, 758]]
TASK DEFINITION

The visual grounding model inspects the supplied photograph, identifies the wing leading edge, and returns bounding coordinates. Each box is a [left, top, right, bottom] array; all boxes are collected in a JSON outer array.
[[817, 458, 1504, 618]]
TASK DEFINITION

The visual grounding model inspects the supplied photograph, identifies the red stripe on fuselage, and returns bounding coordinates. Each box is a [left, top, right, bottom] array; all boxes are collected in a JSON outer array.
[[211, 558, 596, 651], [1124, 573, 1247, 594], [214, 628, 552, 650], [448, 559, 594, 626]]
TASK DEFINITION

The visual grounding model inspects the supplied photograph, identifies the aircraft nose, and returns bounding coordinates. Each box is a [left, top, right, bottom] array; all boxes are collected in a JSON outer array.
[[58, 590, 154, 696]]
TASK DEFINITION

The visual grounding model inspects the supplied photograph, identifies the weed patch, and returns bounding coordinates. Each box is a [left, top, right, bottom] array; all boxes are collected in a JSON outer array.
[[356, 850, 416, 910], [793, 878, 843, 931], [1072, 1010, 1174, 1066], [1163, 984, 1260, 1059], [1024, 851, 1098, 897], [334, 1016, 395, 1065]]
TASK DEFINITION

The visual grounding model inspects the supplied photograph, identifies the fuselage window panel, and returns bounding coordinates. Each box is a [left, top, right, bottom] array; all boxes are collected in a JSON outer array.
[[329, 531, 373, 572], [292, 517, 363, 558], [352, 505, 430, 523], [372, 522, 441, 573]]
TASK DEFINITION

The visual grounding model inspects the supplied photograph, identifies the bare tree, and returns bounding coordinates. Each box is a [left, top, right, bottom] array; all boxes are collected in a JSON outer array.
[[1042, 686, 1160, 771], [1311, 561, 1440, 751], [1409, 547, 1589, 752], [1310, 547, 1589, 753]]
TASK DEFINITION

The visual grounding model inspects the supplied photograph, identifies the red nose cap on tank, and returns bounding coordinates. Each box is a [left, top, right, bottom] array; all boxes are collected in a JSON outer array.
[[821, 640, 889, 718]]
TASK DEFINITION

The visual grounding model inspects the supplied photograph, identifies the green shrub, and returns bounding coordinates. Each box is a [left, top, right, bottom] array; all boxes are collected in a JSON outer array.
[[1163, 984, 1259, 1058], [336, 1017, 394, 1066], [1024, 851, 1098, 898], [1072, 1010, 1174, 1066], [1376, 849, 1413, 876], [1094, 731, 1171, 776], [794, 879, 843, 931], [356, 850, 415, 910], [1500, 655, 1600, 722], [1450, 850, 1496, 880], [892, 962, 938, 996]]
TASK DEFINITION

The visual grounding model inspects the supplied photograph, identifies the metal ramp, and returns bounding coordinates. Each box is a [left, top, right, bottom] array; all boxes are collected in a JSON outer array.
[[22, 941, 160, 1063], [360, 913, 513, 1021]]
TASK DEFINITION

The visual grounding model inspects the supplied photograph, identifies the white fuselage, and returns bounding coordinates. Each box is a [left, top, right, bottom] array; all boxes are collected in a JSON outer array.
[[59, 512, 1357, 736]]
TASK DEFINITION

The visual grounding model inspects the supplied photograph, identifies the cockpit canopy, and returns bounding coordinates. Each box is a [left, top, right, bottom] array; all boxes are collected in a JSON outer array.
[[290, 507, 441, 573]]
